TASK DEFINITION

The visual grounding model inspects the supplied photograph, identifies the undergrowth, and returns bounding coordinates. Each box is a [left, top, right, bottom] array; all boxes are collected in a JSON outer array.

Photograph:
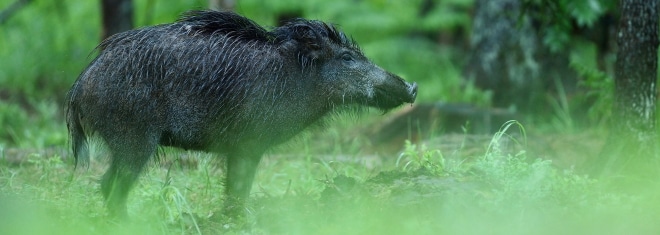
[[0, 96, 619, 233], [1, 121, 658, 235]]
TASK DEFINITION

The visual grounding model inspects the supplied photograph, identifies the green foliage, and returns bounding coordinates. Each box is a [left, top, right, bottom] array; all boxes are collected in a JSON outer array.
[[134, 0, 205, 26], [0, 1, 98, 100], [569, 0, 606, 27], [522, 0, 615, 52], [569, 40, 614, 125], [420, 0, 473, 31], [394, 120, 601, 214], [0, 101, 66, 147], [397, 140, 446, 174], [515, 0, 617, 130], [474, 124, 594, 206]]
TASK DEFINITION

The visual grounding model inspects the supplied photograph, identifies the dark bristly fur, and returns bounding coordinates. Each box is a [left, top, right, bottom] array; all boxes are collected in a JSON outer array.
[[65, 10, 417, 219]]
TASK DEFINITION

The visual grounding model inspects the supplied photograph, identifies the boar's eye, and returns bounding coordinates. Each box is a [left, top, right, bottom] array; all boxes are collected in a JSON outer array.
[[341, 52, 354, 63]]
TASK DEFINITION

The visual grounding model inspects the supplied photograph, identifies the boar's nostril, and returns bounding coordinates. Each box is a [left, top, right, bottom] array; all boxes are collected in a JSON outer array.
[[408, 82, 418, 102]]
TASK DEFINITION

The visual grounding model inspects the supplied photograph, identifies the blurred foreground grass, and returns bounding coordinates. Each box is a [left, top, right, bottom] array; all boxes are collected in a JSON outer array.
[[1, 122, 659, 235]]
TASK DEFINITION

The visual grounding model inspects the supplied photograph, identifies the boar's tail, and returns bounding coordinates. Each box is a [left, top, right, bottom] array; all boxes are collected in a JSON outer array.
[[65, 86, 89, 169]]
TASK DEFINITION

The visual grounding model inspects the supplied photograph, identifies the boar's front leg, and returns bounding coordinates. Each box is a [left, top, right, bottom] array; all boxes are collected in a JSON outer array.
[[223, 150, 263, 217]]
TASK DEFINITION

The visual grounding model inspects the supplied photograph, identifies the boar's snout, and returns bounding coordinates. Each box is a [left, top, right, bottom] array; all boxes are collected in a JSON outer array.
[[407, 82, 418, 103], [370, 72, 417, 111]]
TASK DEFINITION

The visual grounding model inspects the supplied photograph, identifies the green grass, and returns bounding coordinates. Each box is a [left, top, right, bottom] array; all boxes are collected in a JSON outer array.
[[2, 122, 660, 235], [0, 101, 67, 148]]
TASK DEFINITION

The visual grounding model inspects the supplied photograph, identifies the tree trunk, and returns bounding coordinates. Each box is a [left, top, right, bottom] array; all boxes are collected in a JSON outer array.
[[101, 0, 133, 41], [591, 0, 658, 178], [614, 0, 658, 138]]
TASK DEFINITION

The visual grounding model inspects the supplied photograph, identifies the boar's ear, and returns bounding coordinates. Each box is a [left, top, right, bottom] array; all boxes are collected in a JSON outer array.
[[289, 24, 324, 63], [291, 24, 322, 50]]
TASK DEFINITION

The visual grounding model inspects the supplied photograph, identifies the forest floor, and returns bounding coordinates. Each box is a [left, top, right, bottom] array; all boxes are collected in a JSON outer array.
[[3, 127, 659, 235]]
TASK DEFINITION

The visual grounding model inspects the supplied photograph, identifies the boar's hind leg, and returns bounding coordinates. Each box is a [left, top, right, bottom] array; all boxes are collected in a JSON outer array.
[[223, 151, 263, 216], [101, 134, 157, 218]]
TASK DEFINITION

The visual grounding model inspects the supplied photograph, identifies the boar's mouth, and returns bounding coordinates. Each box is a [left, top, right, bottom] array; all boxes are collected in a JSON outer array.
[[370, 82, 417, 111]]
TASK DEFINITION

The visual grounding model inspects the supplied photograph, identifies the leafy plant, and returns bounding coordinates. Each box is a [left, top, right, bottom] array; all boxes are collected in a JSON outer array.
[[521, 0, 615, 52], [0, 101, 66, 147], [396, 140, 446, 174], [569, 41, 614, 126]]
